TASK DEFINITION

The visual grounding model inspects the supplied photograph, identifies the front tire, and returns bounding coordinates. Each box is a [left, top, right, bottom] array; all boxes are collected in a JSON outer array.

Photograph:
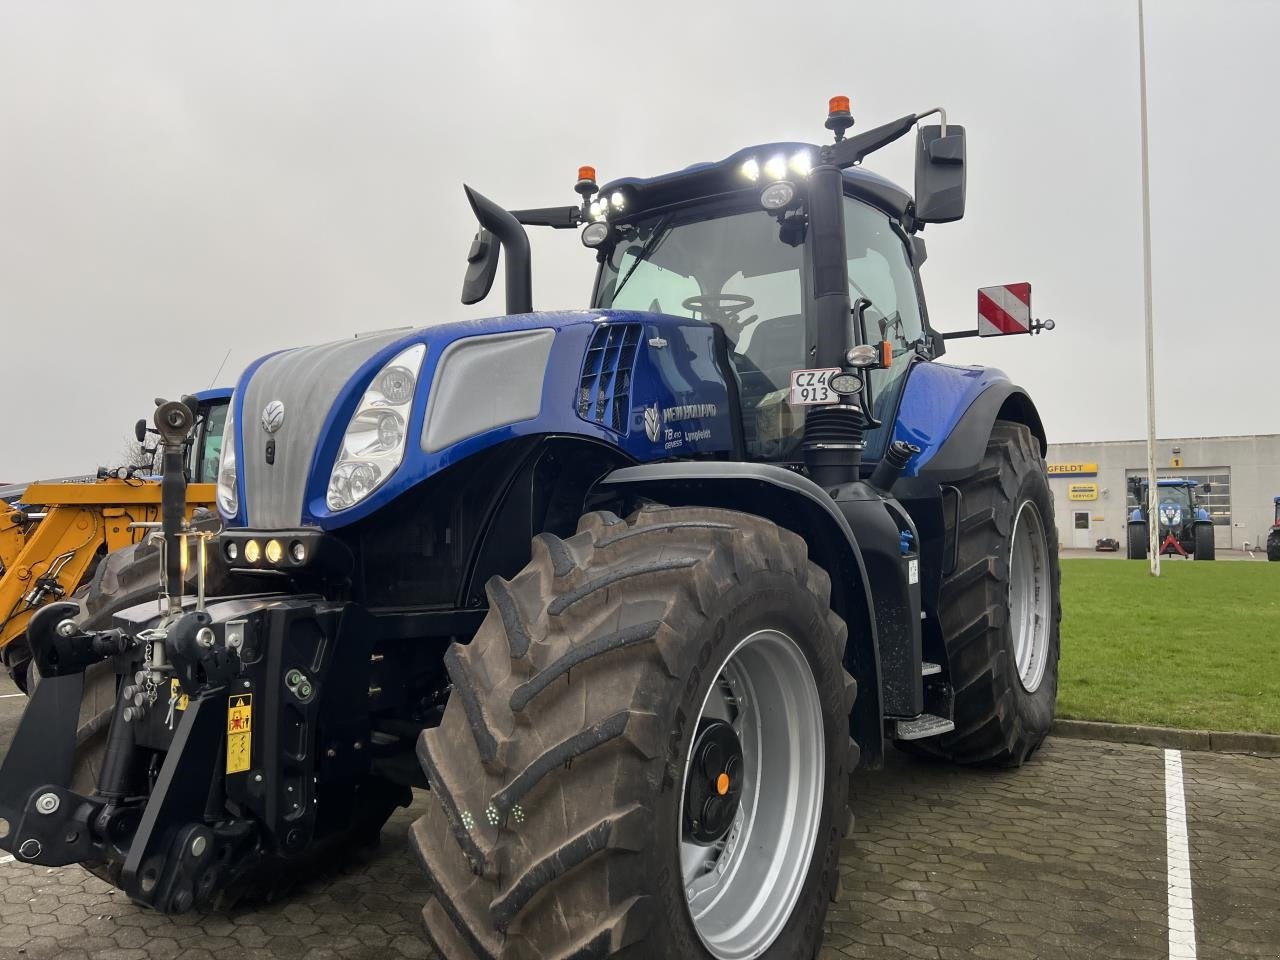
[[918, 421, 1062, 767], [411, 505, 858, 960], [1193, 522, 1216, 560]]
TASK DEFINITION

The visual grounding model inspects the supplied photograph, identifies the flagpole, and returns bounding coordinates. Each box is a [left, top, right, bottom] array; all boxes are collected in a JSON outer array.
[[1138, 0, 1161, 576]]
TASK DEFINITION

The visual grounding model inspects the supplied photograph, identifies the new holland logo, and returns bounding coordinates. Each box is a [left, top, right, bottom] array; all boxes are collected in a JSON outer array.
[[644, 403, 661, 443], [260, 400, 286, 434], [643, 401, 718, 447]]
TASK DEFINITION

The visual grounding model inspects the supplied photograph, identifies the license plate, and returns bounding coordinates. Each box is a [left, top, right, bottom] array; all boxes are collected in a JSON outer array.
[[788, 368, 840, 406]]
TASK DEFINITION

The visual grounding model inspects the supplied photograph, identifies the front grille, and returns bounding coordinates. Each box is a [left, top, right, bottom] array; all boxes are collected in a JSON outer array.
[[578, 323, 641, 434]]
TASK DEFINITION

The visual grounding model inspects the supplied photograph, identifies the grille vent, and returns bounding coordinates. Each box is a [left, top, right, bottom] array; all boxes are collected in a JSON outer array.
[[578, 323, 641, 433]]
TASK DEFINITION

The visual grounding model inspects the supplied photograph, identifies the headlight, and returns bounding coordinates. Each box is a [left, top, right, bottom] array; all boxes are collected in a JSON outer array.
[[326, 342, 426, 511], [216, 402, 238, 516], [760, 181, 796, 210], [581, 221, 611, 248], [830, 373, 862, 394]]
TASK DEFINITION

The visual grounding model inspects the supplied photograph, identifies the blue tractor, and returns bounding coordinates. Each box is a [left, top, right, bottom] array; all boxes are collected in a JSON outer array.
[[0, 100, 1060, 959], [1126, 477, 1216, 560], [1267, 497, 1280, 561]]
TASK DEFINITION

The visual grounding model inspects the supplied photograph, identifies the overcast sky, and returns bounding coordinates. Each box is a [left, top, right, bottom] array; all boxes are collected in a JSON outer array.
[[2, 0, 1277, 480]]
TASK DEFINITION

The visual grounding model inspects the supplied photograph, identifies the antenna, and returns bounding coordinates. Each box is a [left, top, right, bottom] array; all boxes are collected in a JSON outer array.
[[207, 348, 231, 389]]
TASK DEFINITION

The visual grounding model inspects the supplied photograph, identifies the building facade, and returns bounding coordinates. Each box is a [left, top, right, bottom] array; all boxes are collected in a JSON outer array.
[[1044, 434, 1280, 551]]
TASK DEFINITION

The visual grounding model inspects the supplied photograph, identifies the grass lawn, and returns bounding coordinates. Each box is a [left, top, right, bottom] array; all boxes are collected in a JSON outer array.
[[1057, 558, 1280, 734]]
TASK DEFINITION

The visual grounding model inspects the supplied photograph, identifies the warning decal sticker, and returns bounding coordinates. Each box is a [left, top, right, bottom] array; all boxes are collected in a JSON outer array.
[[169, 678, 189, 712], [226, 694, 252, 775]]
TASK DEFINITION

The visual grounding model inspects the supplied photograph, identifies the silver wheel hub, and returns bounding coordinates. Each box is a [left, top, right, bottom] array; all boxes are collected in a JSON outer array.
[[1009, 499, 1051, 692], [678, 628, 825, 960]]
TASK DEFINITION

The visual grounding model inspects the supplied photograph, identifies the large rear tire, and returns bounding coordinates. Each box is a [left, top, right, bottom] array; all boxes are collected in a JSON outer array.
[[915, 421, 1061, 767], [32, 532, 407, 905], [1267, 530, 1280, 561], [1193, 522, 1216, 560], [1127, 522, 1148, 560], [411, 505, 858, 960]]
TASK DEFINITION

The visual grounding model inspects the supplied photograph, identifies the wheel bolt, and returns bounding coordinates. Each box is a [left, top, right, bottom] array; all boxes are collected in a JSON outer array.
[[35, 793, 59, 815]]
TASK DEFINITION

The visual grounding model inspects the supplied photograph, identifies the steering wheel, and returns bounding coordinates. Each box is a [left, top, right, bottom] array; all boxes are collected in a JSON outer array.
[[682, 294, 757, 340]]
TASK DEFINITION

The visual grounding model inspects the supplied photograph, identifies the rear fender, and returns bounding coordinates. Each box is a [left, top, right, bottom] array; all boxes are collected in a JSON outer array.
[[592, 462, 887, 768]]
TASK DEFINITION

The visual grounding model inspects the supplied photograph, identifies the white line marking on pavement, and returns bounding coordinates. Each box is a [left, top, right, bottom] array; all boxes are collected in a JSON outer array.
[[0, 693, 25, 699], [1165, 749, 1197, 960], [0, 855, 13, 865]]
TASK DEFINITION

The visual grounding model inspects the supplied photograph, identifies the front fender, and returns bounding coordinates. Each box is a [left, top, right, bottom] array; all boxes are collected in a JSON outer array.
[[897, 363, 1047, 483]]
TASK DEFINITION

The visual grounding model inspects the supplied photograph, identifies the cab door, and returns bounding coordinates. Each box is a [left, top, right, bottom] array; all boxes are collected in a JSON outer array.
[[842, 196, 929, 461]]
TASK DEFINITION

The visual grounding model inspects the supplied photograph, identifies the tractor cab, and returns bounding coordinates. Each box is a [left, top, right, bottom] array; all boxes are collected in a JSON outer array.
[[463, 97, 1052, 488], [586, 145, 928, 464]]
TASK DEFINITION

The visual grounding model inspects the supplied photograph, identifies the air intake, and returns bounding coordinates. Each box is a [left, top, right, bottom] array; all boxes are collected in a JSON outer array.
[[578, 323, 642, 433]]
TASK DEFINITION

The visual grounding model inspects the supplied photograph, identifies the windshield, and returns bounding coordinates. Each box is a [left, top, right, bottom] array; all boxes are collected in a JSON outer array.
[[1149, 484, 1192, 508], [594, 202, 810, 459]]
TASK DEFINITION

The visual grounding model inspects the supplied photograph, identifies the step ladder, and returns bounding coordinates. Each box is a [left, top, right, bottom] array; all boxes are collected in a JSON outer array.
[[892, 661, 954, 740]]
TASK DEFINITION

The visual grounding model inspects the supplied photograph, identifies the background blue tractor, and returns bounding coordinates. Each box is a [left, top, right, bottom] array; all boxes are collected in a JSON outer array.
[[1268, 496, 1280, 561], [1, 99, 1060, 959], [1126, 476, 1216, 560]]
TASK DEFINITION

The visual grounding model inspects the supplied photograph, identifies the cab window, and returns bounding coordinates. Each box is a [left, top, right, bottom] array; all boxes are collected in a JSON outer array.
[[195, 401, 228, 484]]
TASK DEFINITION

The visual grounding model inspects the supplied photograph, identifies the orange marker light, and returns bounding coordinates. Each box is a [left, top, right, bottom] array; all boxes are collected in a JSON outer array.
[[828, 95, 851, 115], [577, 165, 597, 183], [715, 773, 730, 797], [880, 340, 893, 368]]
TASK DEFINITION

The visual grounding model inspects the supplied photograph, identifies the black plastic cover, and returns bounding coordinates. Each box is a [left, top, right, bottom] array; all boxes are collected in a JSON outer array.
[[914, 124, 967, 223]]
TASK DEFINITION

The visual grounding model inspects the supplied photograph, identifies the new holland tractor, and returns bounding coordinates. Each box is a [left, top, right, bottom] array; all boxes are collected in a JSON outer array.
[[1267, 497, 1280, 561], [0, 99, 1061, 960], [1126, 476, 1216, 560], [0, 389, 230, 690]]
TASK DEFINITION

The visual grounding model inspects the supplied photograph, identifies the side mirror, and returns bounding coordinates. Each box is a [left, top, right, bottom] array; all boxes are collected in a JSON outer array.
[[914, 124, 966, 223], [461, 228, 500, 306], [134, 419, 148, 444], [1202, 482, 1212, 493]]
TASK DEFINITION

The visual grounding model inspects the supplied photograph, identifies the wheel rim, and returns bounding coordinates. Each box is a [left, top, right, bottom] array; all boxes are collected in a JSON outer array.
[[1009, 499, 1051, 692], [678, 628, 825, 960]]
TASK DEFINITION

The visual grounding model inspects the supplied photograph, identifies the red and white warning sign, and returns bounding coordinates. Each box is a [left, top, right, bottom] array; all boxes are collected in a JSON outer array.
[[977, 283, 1032, 336]]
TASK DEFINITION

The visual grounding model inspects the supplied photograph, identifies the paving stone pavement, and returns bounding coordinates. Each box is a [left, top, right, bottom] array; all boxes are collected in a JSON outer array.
[[1, 690, 1277, 960]]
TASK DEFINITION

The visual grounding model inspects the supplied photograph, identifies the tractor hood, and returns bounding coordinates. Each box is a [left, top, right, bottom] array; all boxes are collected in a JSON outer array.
[[223, 309, 733, 530]]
